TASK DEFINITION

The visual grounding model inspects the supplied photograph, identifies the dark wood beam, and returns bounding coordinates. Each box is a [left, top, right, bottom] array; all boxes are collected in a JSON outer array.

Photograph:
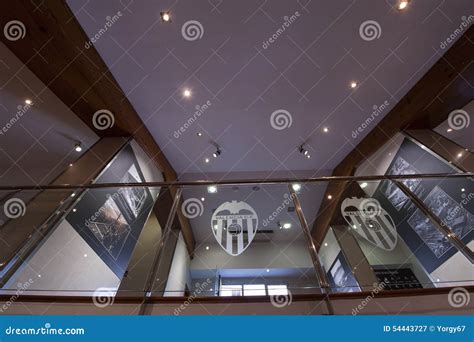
[[0, 1, 195, 253], [311, 26, 474, 247]]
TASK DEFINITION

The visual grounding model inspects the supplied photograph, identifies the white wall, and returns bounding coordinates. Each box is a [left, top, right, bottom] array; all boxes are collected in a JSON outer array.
[[164, 233, 191, 297], [431, 241, 474, 287], [4, 220, 120, 293]]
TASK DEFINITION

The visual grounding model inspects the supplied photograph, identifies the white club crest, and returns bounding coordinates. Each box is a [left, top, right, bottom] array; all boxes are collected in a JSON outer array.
[[341, 197, 397, 251], [211, 201, 258, 256]]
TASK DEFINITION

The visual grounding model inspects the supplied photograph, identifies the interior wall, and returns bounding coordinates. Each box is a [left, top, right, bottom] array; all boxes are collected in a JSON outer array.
[[164, 233, 191, 297], [3, 220, 120, 293], [431, 241, 474, 287]]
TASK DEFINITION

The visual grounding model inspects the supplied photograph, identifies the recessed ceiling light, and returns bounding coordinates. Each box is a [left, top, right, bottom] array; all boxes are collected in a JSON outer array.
[[306, 154, 311, 159], [69, 163, 73, 167], [72, 208, 77, 213], [205, 246, 210, 250], [457, 153, 463, 158], [84, 254, 88, 258], [323, 127, 329, 133], [327, 194, 332, 200], [324, 242, 328, 247], [207, 185, 217, 194], [205, 158, 210, 163], [201, 197, 205, 201], [461, 188, 465, 192], [71, 193, 75, 197], [350, 81, 357, 89], [212, 149, 221, 158], [282, 222, 292, 229], [352, 225, 357, 229], [74, 143, 82, 152], [360, 182, 368, 189], [160, 11, 171, 22], [25, 99, 32, 105], [266, 269, 270, 273], [183, 89, 191, 98], [397, 0, 409, 10], [446, 128, 453, 133], [197, 132, 203, 137], [291, 183, 301, 192]]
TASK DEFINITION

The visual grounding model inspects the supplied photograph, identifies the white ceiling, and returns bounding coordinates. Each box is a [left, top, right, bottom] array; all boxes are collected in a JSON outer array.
[[67, 0, 473, 180]]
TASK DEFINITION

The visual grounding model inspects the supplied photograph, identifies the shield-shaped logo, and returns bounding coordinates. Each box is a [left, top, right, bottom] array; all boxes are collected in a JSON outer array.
[[341, 197, 397, 251], [211, 200, 258, 256]]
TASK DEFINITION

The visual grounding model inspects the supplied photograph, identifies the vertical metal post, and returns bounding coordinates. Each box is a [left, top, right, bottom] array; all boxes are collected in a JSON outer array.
[[288, 185, 335, 315], [395, 181, 473, 263], [139, 187, 183, 315]]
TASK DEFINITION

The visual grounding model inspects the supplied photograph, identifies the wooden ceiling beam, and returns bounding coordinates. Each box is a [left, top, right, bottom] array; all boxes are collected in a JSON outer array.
[[311, 26, 474, 248]]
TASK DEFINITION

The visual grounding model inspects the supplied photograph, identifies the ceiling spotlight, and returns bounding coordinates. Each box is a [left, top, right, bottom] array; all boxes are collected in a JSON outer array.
[[282, 222, 292, 229], [306, 154, 311, 159], [205, 158, 210, 163], [324, 242, 328, 247], [197, 132, 203, 137], [323, 127, 329, 133], [160, 11, 171, 22], [183, 89, 191, 98], [360, 182, 368, 189], [72, 208, 77, 213], [201, 197, 205, 202], [266, 269, 270, 273], [397, 0, 409, 10], [69, 163, 73, 167], [25, 99, 33, 105], [446, 128, 453, 133], [299, 144, 311, 159], [212, 149, 221, 158], [327, 194, 332, 200], [74, 143, 82, 152], [291, 183, 301, 192], [461, 188, 465, 192], [350, 81, 357, 89], [205, 246, 210, 250], [207, 185, 217, 194]]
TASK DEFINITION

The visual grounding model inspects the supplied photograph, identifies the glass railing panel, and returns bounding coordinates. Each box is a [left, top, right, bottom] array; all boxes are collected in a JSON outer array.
[[153, 183, 321, 298], [0, 185, 167, 297]]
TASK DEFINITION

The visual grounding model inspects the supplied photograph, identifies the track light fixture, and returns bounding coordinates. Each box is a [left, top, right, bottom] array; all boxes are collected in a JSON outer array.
[[74, 143, 82, 152], [212, 148, 221, 158], [299, 144, 311, 159]]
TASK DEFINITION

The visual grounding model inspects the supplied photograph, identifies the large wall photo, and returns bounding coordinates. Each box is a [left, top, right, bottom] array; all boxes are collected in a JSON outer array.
[[372, 138, 473, 273]]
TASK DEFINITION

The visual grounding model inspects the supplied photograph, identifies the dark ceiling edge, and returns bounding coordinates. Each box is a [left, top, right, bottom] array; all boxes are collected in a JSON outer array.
[[310, 26, 474, 247], [0, 0, 195, 253]]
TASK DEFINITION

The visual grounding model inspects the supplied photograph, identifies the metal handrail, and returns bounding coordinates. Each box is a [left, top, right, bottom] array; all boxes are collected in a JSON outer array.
[[0, 172, 472, 190]]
